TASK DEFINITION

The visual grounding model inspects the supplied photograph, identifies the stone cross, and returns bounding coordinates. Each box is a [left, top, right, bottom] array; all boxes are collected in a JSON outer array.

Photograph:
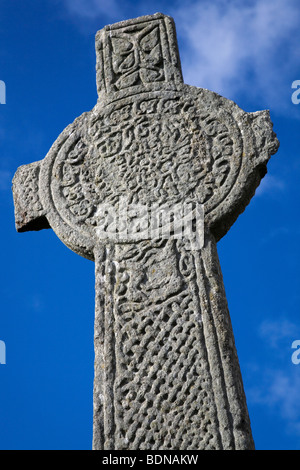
[[12, 13, 279, 450]]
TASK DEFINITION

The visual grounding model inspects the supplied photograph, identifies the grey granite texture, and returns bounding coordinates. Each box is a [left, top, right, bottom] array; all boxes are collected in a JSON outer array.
[[12, 13, 279, 450]]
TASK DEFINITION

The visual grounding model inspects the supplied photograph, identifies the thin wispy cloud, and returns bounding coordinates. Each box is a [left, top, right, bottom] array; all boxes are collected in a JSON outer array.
[[60, 0, 300, 115], [61, 0, 123, 22], [246, 318, 300, 440], [173, 0, 300, 112], [255, 174, 286, 197], [258, 226, 291, 248], [249, 367, 300, 440], [259, 318, 299, 349]]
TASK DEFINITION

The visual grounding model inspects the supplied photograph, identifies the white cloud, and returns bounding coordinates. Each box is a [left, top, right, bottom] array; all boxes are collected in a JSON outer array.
[[246, 318, 300, 440], [255, 174, 286, 196], [62, 0, 122, 21], [258, 318, 299, 349], [249, 367, 300, 439], [172, 0, 300, 112], [60, 0, 300, 114]]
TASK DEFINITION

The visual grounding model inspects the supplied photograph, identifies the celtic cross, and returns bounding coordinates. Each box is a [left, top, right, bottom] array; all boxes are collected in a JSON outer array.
[[12, 13, 279, 450]]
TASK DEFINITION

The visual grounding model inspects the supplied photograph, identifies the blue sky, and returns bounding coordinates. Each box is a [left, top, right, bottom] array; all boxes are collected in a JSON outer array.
[[1, 0, 300, 450]]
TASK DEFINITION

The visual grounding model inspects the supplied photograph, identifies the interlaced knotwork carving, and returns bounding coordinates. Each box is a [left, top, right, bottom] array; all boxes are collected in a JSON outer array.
[[17, 163, 43, 214], [48, 92, 242, 241], [111, 240, 222, 450]]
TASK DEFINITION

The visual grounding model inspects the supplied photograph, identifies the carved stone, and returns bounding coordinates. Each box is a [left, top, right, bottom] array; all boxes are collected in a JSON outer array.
[[12, 13, 279, 450]]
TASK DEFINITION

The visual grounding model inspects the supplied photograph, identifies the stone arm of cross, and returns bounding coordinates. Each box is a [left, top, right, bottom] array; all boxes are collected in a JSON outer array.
[[208, 107, 279, 242], [12, 160, 50, 233], [12, 104, 279, 242], [12, 111, 89, 236]]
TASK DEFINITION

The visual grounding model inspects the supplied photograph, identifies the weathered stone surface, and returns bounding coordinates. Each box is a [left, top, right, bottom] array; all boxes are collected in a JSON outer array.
[[12, 13, 279, 450], [12, 161, 49, 232]]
